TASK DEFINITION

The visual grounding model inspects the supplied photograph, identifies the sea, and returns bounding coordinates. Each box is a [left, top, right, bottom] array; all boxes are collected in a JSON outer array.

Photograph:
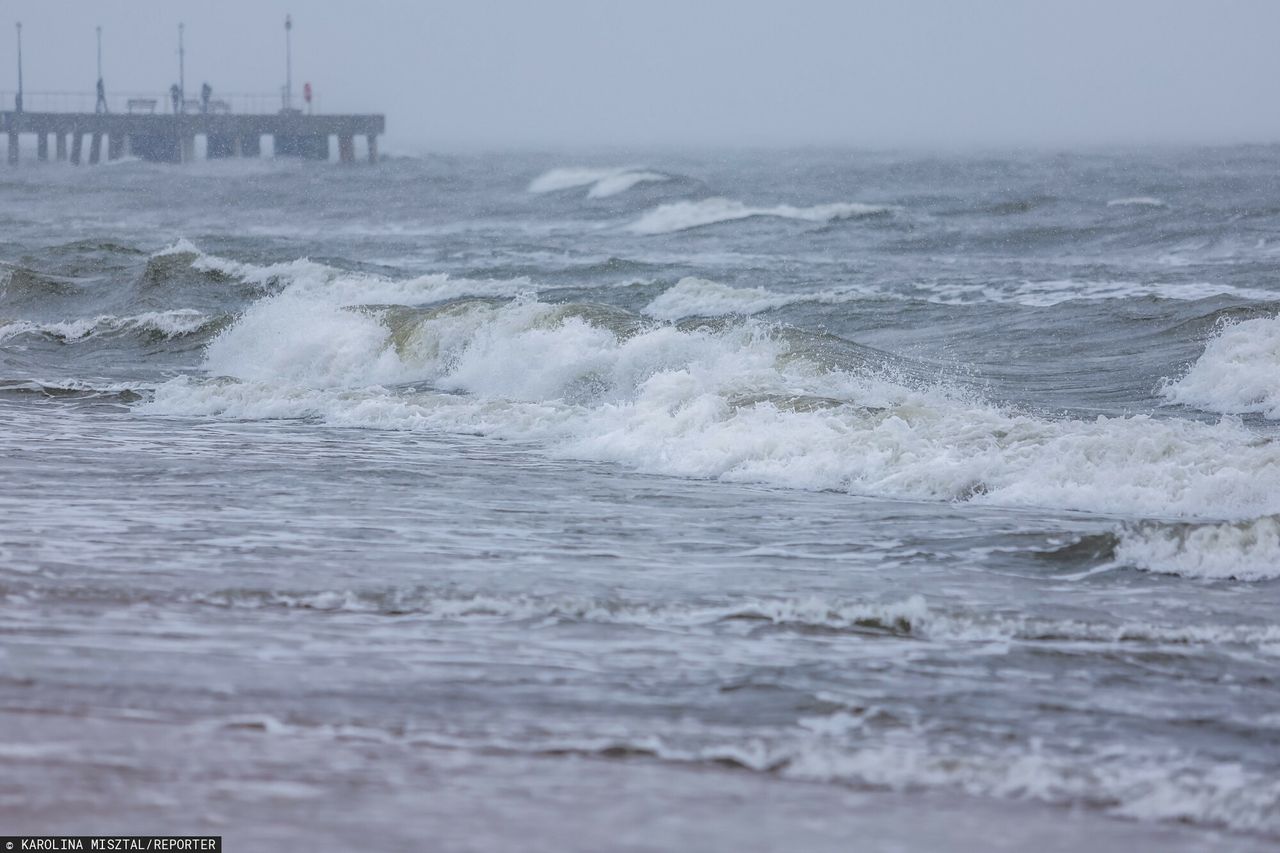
[[2, 146, 1279, 851]]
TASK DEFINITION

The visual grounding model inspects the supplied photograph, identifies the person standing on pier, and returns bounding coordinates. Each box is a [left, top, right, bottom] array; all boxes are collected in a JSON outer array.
[[95, 25, 108, 113]]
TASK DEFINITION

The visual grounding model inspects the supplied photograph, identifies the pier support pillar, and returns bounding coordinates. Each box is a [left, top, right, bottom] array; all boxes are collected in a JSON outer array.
[[238, 134, 261, 158], [181, 135, 195, 164], [338, 134, 355, 164], [56, 134, 67, 161], [70, 132, 83, 166], [367, 134, 378, 163], [107, 133, 124, 161], [6, 133, 16, 165], [37, 133, 48, 162], [89, 132, 103, 165]]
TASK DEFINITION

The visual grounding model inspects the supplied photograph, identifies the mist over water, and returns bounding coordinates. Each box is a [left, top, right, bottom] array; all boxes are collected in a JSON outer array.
[[3, 147, 1280, 850]]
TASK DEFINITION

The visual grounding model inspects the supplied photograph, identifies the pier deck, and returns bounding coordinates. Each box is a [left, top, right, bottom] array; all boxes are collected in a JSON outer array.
[[2, 111, 386, 164]]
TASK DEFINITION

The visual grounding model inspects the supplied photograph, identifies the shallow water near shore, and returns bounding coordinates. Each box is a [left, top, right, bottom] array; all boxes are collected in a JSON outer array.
[[3, 147, 1280, 850]]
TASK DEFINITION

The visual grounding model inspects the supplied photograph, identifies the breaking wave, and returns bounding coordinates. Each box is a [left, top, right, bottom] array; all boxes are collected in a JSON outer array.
[[141, 262, 1280, 524], [528, 167, 671, 199], [629, 198, 891, 235], [1161, 315, 1280, 419]]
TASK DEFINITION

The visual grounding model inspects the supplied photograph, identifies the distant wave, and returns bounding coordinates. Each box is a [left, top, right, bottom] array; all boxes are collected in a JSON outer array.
[[1106, 197, 1167, 208], [150, 239, 533, 304], [1161, 315, 1280, 418], [640, 276, 1278, 319], [629, 198, 890, 235], [642, 277, 875, 320], [987, 278, 1276, 307], [0, 310, 215, 343], [528, 167, 671, 199]]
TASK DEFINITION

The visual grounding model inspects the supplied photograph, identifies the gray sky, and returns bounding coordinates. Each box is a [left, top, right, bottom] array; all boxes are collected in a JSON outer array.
[[5, 0, 1280, 149]]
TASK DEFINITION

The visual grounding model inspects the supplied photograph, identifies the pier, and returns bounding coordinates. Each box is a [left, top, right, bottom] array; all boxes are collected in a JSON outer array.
[[5, 15, 385, 166], [2, 109, 385, 165]]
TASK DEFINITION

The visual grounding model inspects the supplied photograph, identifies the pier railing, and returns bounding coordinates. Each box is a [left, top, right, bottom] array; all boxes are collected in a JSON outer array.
[[0, 90, 323, 116]]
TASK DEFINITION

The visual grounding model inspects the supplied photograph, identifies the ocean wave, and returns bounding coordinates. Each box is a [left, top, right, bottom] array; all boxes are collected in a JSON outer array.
[[1116, 515, 1280, 581], [0, 377, 150, 400], [143, 287, 1280, 523], [151, 239, 533, 305], [643, 276, 1277, 317], [528, 167, 670, 199], [629, 198, 891, 235], [1160, 315, 1280, 419], [644, 277, 831, 320], [0, 310, 216, 343], [188, 584, 1280, 648]]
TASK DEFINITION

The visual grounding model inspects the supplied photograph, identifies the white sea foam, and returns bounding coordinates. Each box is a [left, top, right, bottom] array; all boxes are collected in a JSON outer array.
[[144, 285, 1280, 523], [1161, 315, 1280, 418], [0, 310, 213, 342], [629, 198, 890, 235], [1106, 196, 1167, 208], [1116, 515, 1280, 581], [528, 167, 670, 198]]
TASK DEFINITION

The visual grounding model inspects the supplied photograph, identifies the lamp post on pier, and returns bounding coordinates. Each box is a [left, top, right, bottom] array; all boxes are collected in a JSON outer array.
[[284, 14, 293, 111], [15, 22, 23, 113], [177, 23, 186, 113]]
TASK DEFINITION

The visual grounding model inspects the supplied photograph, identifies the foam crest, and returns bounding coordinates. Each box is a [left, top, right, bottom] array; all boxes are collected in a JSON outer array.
[[1161, 315, 1280, 418], [1116, 515, 1280, 581], [629, 198, 890, 235], [644, 278, 804, 319], [154, 239, 532, 305], [148, 295, 1280, 522], [642, 277, 885, 320], [528, 166, 669, 198]]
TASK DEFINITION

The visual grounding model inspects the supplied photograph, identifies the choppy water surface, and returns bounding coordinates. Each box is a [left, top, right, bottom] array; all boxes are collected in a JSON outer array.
[[3, 148, 1280, 851]]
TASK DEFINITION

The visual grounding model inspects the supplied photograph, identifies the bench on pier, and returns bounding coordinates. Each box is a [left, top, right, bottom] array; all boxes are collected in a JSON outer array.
[[127, 99, 157, 114]]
